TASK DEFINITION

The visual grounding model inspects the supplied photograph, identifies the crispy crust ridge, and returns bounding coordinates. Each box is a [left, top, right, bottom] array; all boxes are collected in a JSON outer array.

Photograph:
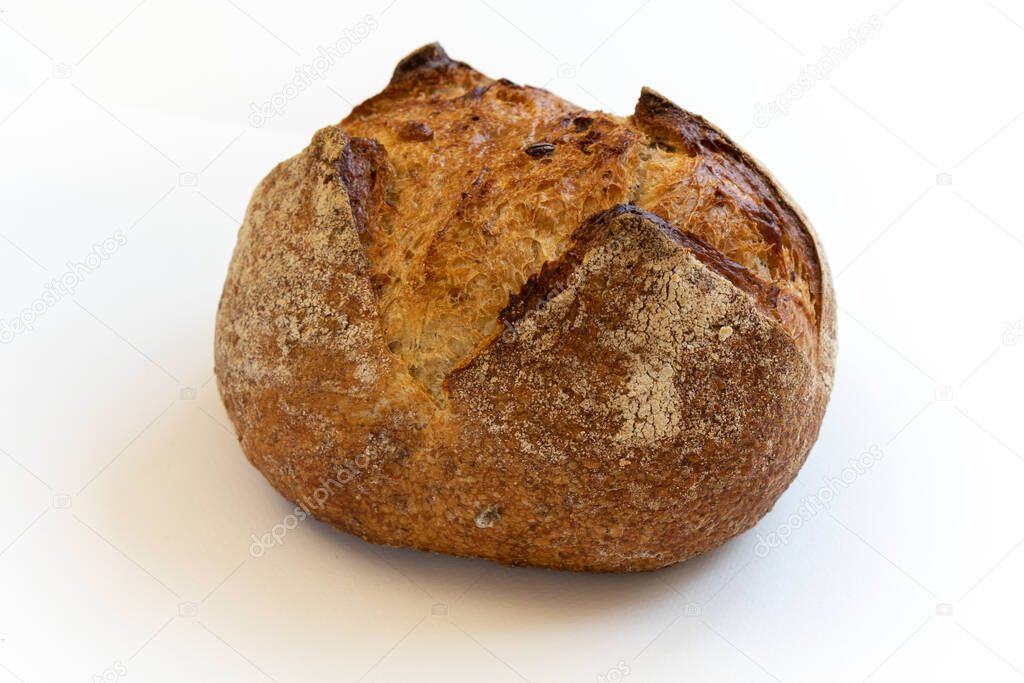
[[500, 204, 783, 336]]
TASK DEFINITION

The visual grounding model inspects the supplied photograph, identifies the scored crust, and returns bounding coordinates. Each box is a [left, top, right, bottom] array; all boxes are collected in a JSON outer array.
[[338, 43, 830, 398], [215, 43, 836, 571]]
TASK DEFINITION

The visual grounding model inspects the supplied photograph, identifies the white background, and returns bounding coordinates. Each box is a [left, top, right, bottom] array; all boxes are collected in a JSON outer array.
[[2, 0, 1023, 681]]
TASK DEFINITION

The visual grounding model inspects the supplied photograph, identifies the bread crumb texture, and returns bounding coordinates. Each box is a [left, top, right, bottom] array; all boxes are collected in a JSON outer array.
[[215, 43, 836, 571]]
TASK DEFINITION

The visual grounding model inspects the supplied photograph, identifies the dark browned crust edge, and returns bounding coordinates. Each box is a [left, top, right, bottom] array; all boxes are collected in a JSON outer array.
[[499, 204, 781, 336], [345, 43, 486, 134], [390, 42, 470, 82], [633, 87, 824, 330], [335, 136, 393, 238]]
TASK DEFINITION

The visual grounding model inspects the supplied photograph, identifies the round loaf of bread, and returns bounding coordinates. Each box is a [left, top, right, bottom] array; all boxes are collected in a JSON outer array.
[[215, 43, 836, 571]]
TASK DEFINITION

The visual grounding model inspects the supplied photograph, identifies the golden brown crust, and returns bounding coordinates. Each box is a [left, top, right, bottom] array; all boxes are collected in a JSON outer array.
[[215, 43, 836, 571]]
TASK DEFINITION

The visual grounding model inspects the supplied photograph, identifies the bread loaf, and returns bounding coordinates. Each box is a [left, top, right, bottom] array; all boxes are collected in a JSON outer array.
[[215, 43, 836, 571]]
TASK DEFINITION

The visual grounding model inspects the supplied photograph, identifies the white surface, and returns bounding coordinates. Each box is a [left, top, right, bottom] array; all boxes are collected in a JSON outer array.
[[2, 0, 1023, 681]]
